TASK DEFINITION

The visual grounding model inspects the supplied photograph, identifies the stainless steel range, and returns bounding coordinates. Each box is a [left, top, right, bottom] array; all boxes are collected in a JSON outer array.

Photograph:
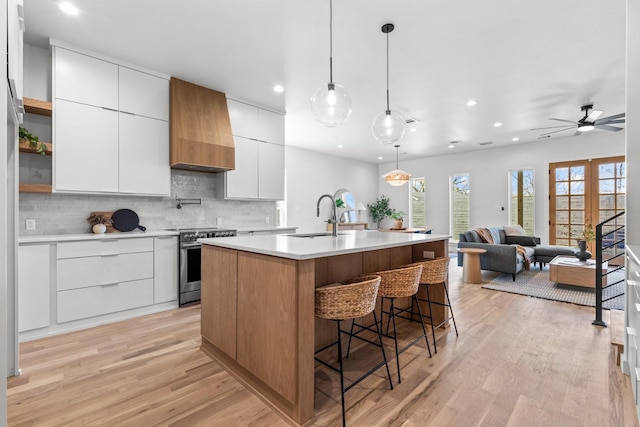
[[176, 227, 237, 306]]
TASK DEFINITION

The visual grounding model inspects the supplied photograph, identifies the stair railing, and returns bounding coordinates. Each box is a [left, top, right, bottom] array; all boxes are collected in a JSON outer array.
[[593, 211, 625, 327]]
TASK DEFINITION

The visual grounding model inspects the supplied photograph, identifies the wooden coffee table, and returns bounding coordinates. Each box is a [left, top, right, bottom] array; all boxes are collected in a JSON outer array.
[[548, 255, 608, 288]]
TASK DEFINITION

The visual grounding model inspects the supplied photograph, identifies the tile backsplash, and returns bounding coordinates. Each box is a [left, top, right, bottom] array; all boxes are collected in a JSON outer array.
[[19, 170, 277, 236]]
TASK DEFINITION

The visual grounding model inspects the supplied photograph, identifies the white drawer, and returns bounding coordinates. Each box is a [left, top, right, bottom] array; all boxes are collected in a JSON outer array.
[[57, 278, 154, 323], [57, 237, 153, 259], [57, 252, 153, 291]]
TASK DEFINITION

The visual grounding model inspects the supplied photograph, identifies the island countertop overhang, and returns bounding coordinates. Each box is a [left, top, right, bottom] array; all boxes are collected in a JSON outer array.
[[199, 230, 451, 260]]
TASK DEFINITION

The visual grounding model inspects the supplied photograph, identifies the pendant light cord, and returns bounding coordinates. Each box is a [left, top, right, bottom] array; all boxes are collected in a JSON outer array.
[[386, 30, 390, 112], [329, 0, 333, 83]]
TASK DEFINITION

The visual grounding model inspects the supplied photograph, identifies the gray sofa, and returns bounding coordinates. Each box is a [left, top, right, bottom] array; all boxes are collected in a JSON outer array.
[[457, 226, 577, 281]]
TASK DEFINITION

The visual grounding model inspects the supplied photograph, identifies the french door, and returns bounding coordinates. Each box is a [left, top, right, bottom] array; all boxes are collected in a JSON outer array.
[[549, 156, 625, 261]]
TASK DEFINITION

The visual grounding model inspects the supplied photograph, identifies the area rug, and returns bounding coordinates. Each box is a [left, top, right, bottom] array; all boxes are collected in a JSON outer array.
[[481, 266, 625, 310]]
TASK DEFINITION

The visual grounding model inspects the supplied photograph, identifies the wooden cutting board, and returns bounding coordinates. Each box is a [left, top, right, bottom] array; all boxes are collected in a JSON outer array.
[[89, 211, 118, 233]]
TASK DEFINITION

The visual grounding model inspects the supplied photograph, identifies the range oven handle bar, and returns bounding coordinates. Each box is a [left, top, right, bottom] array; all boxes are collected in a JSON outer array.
[[180, 242, 202, 249]]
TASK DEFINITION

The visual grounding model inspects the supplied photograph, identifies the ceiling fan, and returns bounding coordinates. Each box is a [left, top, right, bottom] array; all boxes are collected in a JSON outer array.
[[531, 104, 626, 137]]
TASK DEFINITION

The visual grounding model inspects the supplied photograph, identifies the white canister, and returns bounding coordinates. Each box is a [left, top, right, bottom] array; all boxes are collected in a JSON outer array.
[[92, 224, 107, 234]]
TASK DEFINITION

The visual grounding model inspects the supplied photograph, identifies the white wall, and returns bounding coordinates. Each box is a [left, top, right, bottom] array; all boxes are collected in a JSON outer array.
[[286, 146, 379, 232], [378, 131, 625, 243], [627, 0, 639, 245]]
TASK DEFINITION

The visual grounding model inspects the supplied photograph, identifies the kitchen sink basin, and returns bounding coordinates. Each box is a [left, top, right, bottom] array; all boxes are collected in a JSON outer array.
[[285, 232, 346, 238]]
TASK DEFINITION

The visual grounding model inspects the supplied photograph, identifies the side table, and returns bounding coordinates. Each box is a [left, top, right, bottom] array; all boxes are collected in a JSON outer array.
[[458, 248, 487, 284]]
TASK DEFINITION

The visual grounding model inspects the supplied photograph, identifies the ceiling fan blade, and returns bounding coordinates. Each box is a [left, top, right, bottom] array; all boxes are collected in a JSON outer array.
[[530, 125, 577, 131], [594, 124, 624, 132], [549, 118, 579, 124], [595, 112, 625, 123], [540, 127, 575, 136], [600, 118, 626, 124], [586, 109, 603, 121]]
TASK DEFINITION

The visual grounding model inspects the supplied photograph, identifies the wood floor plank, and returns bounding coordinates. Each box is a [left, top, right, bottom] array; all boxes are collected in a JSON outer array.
[[7, 267, 639, 426]]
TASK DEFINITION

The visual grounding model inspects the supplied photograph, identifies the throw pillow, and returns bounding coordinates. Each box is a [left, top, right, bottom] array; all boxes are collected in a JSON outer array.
[[488, 227, 502, 244], [503, 224, 527, 236], [505, 235, 537, 246]]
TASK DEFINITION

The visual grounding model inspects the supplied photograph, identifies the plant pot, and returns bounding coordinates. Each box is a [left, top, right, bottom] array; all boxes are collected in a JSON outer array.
[[92, 224, 107, 234], [393, 220, 404, 229]]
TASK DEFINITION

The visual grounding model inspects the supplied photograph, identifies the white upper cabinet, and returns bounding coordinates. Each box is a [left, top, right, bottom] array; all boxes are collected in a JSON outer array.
[[119, 67, 170, 121], [258, 142, 285, 200], [227, 99, 258, 140], [8, 0, 25, 118], [225, 136, 259, 199], [52, 42, 170, 196], [258, 109, 285, 145], [119, 113, 170, 195], [54, 48, 118, 109], [55, 99, 119, 193], [224, 97, 285, 200]]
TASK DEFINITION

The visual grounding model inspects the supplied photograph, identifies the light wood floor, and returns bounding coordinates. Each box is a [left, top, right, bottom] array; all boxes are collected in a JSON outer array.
[[8, 265, 638, 426]]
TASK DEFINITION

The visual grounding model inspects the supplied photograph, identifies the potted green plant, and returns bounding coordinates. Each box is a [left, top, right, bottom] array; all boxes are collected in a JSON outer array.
[[19, 126, 48, 155], [367, 195, 393, 229], [87, 213, 112, 234], [391, 210, 406, 229]]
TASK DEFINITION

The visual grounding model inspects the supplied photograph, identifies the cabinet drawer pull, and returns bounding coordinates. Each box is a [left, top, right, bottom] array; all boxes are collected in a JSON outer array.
[[101, 106, 118, 112], [100, 282, 119, 287]]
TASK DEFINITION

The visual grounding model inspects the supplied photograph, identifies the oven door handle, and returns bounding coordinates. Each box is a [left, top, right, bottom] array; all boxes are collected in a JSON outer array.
[[181, 243, 202, 249]]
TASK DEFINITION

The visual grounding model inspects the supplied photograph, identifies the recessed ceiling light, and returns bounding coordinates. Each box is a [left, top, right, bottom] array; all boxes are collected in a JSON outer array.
[[377, 156, 383, 160], [512, 137, 520, 142], [466, 99, 477, 107], [448, 144, 455, 149], [337, 144, 343, 148], [273, 84, 284, 93], [493, 122, 503, 127], [410, 128, 417, 133], [59, 2, 79, 15]]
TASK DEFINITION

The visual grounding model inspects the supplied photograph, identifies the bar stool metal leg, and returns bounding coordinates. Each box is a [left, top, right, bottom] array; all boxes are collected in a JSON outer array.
[[443, 282, 459, 336], [425, 283, 437, 353], [336, 320, 346, 427], [412, 294, 432, 358]]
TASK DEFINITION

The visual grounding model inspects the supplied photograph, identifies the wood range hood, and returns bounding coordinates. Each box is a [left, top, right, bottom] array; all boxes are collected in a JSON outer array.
[[170, 77, 235, 172]]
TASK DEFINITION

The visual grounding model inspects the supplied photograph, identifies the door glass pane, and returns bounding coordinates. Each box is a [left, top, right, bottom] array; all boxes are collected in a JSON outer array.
[[599, 163, 615, 179], [556, 167, 569, 181], [600, 210, 616, 222], [556, 224, 569, 239], [556, 238, 570, 246], [570, 225, 584, 239], [617, 194, 625, 207], [570, 181, 584, 194], [617, 162, 626, 177], [617, 178, 626, 193], [599, 179, 615, 193], [556, 211, 569, 223], [570, 211, 584, 223], [570, 166, 584, 180], [570, 196, 584, 209], [556, 196, 569, 209], [556, 182, 569, 195], [599, 195, 615, 209]]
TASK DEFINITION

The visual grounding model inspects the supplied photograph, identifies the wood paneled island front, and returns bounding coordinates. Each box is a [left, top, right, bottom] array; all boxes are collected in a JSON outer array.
[[199, 231, 450, 425]]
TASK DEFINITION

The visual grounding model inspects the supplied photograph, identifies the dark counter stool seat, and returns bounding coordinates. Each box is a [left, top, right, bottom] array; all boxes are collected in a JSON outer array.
[[314, 275, 393, 427]]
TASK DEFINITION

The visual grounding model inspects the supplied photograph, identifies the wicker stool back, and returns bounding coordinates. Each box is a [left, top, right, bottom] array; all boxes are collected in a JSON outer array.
[[375, 265, 423, 298], [315, 275, 381, 320]]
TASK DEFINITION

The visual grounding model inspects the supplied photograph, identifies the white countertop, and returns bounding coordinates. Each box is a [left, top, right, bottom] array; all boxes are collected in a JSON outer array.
[[235, 226, 298, 233], [199, 230, 450, 260], [19, 230, 179, 244]]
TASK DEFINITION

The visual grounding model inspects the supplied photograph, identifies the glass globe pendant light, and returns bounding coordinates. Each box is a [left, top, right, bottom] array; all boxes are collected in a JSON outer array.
[[382, 144, 411, 186], [310, 0, 352, 127], [372, 23, 406, 144]]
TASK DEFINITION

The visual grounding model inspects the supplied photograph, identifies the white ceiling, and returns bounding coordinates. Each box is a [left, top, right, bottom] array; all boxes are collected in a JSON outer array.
[[23, 0, 627, 164]]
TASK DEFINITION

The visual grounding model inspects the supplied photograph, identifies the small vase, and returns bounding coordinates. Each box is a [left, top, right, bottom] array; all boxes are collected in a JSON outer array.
[[575, 239, 592, 262], [393, 220, 404, 229], [92, 223, 107, 234]]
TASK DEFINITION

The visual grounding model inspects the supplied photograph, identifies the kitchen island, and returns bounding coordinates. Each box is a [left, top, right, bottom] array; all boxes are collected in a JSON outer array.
[[199, 230, 450, 425]]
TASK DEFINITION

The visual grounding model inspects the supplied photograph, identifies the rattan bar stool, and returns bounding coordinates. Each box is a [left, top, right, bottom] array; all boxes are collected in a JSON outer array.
[[314, 274, 393, 427], [411, 257, 457, 353], [347, 264, 431, 384]]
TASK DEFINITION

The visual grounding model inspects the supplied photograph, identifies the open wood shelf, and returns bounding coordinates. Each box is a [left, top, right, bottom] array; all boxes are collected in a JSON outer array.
[[19, 184, 52, 193], [18, 139, 52, 155], [24, 97, 52, 117]]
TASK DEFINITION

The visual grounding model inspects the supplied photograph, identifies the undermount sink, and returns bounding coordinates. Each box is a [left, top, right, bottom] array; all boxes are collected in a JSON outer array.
[[286, 232, 346, 238]]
